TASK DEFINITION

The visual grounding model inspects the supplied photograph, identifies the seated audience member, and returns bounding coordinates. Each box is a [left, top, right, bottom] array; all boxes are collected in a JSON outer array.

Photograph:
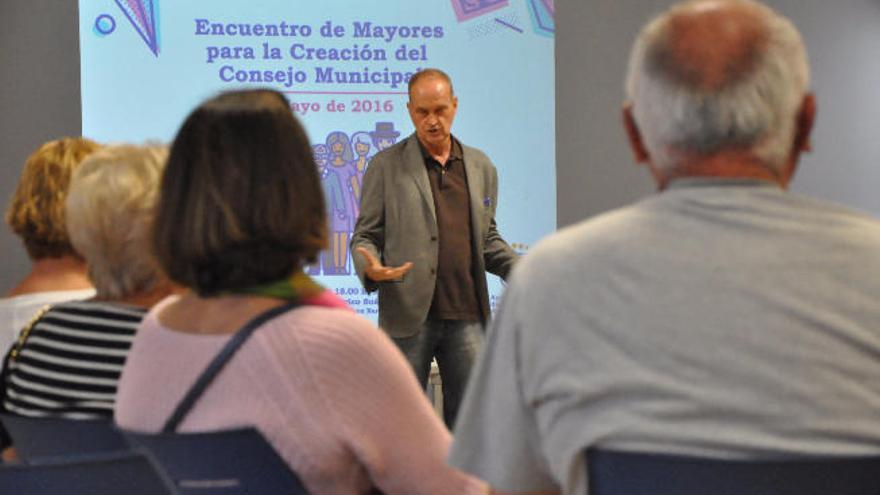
[[114, 89, 485, 495], [449, 1, 880, 494], [1, 138, 101, 354], [1, 144, 172, 419]]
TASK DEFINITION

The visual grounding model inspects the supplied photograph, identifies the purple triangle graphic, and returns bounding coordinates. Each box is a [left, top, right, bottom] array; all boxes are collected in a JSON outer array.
[[142, 0, 157, 38], [123, 0, 149, 35], [115, 0, 159, 56]]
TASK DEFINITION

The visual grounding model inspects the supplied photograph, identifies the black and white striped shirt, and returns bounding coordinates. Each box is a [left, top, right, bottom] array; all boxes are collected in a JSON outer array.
[[2, 301, 146, 419]]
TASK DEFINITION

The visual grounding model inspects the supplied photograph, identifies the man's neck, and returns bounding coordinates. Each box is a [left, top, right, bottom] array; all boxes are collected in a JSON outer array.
[[656, 151, 790, 190], [419, 136, 452, 165]]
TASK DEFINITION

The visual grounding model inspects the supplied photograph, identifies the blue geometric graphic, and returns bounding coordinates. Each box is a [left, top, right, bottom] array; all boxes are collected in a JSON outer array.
[[526, 0, 554, 36], [114, 0, 159, 56]]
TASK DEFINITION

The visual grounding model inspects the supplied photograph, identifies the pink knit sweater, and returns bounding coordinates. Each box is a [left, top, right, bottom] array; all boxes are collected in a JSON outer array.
[[115, 296, 485, 494]]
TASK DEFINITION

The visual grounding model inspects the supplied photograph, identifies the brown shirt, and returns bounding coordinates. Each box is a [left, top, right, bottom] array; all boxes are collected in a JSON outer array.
[[421, 138, 480, 321]]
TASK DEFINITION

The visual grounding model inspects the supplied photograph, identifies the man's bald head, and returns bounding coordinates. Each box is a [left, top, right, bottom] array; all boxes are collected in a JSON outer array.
[[626, 0, 809, 172], [659, 1, 769, 90]]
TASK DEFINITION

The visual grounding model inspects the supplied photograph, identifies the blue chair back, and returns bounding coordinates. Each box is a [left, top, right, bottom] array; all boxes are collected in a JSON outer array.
[[0, 413, 128, 460], [123, 427, 309, 494], [588, 448, 880, 495], [0, 449, 178, 494]]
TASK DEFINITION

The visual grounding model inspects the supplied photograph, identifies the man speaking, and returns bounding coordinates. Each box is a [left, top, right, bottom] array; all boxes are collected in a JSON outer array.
[[351, 68, 518, 427]]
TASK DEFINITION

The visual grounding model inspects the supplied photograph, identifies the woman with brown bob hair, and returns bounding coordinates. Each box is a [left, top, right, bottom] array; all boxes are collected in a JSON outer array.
[[115, 89, 485, 494]]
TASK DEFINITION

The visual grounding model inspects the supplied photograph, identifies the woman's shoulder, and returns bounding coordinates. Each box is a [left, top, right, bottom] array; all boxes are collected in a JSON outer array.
[[39, 300, 148, 326], [0, 288, 95, 310], [274, 305, 379, 337], [266, 306, 391, 357]]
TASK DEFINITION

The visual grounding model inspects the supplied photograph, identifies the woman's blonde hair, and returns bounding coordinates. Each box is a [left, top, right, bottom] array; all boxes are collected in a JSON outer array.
[[5, 137, 102, 259]]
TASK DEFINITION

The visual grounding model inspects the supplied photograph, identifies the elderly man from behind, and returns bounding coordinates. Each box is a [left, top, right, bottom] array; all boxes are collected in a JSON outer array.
[[450, 1, 880, 494]]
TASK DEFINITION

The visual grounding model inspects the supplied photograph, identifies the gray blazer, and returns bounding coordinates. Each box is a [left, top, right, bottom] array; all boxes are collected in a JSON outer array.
[[351, 134, 518, 338]]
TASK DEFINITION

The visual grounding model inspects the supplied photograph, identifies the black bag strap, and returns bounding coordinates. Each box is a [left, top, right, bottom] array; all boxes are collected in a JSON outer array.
[[162, 301, 300, 433]]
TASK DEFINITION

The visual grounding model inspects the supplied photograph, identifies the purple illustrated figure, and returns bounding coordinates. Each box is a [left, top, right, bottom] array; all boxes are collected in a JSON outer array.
[[351, 132, 375, 184], [450, 0, 509, 22], [309, 143, 347, 276], [369, 122, 401, 153], [325, 131, 360, 275]]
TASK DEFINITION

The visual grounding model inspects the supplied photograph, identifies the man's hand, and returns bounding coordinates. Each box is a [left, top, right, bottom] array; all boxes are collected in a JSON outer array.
[[356, 247, 413, 282]]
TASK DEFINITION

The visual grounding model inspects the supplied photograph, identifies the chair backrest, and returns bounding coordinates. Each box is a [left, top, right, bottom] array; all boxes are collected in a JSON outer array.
[[0, 449, 178, 495], [587, 448, 880, 495], [123, 427, 309, 494], [0, 413, 128, 460]]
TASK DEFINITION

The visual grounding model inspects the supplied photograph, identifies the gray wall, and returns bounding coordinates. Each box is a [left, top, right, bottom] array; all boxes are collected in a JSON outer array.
[[556, 0, 880, 228], [2, 1, 880, 292], [0, 1, 82, 291]]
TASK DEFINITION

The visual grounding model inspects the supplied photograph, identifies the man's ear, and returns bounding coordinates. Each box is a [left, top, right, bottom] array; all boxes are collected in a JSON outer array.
[[793, 93, 816, 154], [622, 104, 650, 163], [779, 93, 816, 187]]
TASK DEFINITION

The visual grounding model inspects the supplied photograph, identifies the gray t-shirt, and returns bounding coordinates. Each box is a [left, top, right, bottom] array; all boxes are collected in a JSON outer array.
[[450, 179, 880, 494]]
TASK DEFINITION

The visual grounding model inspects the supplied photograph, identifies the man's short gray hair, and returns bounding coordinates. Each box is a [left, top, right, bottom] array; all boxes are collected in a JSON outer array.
[[625, 0, 810, 172]]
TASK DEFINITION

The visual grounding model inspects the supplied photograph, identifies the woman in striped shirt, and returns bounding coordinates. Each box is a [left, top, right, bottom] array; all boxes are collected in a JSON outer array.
[[1, 144, 176, 420]]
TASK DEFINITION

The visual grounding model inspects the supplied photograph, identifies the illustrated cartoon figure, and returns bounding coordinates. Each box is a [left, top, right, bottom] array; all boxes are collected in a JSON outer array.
[[313, 143, 330, 170], [308, 143, 346, 276], [324, 131, 360, 275], [369, 122, 400, 153], [351, 131, 375, 183]]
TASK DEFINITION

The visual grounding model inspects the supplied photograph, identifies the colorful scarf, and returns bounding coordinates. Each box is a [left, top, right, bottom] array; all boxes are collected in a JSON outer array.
[[237, 271, 351, 310]]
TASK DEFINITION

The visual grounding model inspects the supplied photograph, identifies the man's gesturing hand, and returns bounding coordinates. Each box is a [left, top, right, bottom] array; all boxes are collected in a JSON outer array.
[[356, 247, 414, 282]]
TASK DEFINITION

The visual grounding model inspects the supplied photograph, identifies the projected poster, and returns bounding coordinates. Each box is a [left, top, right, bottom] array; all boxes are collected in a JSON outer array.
[[80, 0, 555, 320]]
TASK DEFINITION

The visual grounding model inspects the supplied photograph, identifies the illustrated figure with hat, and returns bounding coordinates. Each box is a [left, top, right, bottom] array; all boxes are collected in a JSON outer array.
[[369, 122, 400, 153]]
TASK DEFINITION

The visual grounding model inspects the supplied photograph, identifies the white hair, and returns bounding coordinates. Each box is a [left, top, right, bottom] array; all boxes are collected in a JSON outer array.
[[625, 0, 810, 172], [65, 144, 168, 299]]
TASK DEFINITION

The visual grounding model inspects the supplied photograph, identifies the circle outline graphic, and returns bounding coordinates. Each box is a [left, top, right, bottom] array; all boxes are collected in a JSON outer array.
[[95, 14, 116, 35]]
